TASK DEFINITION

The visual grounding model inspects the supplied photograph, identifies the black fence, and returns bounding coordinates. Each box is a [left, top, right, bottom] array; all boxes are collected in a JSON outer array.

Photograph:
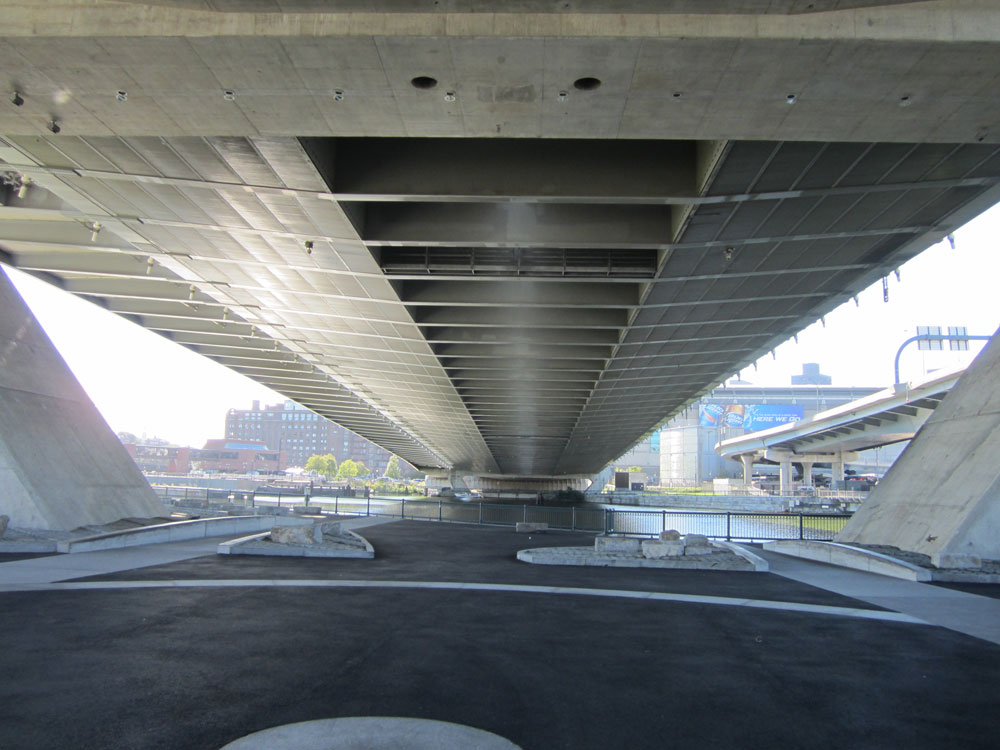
[[351, 500, 848, 541], [153, 485, 850, 542]]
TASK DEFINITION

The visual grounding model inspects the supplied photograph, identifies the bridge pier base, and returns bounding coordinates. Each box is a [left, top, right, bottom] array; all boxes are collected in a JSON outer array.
[[468, 475, 591, 498], [0, 269, 165, 531], [837, 326, 1000, 567]]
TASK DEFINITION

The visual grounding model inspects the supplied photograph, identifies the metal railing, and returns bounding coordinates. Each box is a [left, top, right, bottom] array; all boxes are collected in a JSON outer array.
[[153, 485, 850, 542], [333, 499, 850, 541]]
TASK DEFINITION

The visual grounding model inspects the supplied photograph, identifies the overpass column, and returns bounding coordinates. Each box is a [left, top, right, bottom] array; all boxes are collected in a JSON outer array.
[[800, 460, 814, 487], [778, 457, 793, 495], [739, 454, 754, 485], [831, 454, 845, 491]]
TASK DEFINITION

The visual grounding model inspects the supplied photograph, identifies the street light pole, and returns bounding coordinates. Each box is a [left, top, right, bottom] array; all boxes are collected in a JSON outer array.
[[894, 333, 991, 384]]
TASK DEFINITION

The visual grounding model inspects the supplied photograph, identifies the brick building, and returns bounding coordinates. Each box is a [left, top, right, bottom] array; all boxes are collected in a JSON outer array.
[[225, 400, 393, 473], [124, 443, 191, 474], [124, 439, 283, 474], [192, 439, 283, 474]]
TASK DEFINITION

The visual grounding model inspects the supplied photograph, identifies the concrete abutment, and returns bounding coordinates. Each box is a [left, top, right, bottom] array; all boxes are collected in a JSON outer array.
[[0, 269, 165, 531], [836, 326, 1000, 567]]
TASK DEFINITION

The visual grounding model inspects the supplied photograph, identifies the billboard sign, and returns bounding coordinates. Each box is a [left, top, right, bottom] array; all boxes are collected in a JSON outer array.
[[699, 404, 803, 431]]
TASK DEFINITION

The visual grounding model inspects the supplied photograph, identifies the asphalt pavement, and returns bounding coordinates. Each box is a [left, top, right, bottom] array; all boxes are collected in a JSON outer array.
[[1, 520, 998, 750]]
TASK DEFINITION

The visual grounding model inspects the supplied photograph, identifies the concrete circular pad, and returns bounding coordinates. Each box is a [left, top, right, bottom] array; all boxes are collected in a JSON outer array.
[[220, 717, 522, 749]]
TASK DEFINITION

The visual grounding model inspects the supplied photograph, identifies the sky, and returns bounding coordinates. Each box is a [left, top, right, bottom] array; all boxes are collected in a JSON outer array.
[[738, 201, 1000, 387], [5, 200, 1000, 448]]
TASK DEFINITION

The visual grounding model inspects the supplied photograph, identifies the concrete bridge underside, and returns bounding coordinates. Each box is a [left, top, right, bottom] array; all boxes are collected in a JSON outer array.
[[1, 0, 999, 491]]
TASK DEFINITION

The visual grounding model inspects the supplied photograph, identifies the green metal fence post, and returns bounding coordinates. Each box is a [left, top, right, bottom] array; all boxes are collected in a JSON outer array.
[[439, 499, 443, 522], [662, 510, 666, 533], [726, 512, 731, 542], [479, 502, 483, 525], [572, 506, 576, 531], [799, 514, 804, 539], [401, 499, 405, 519], [523, 504, 527, 523]]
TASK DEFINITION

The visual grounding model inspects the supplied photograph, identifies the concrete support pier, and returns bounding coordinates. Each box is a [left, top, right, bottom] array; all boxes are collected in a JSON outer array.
[[0, 269, 165, 531], [831, 454, 846, 491], [837, 326, 1000, 567], [740, 454, 754, 485], [800, 461, 814, 488]]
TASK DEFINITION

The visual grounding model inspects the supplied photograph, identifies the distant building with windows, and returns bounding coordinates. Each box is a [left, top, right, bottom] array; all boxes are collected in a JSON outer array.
[[224, 400, 394, 473], [607, 432, 662, 485]]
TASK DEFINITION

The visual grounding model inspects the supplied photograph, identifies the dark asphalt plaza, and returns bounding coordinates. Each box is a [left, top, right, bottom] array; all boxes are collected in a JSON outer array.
[[2, 521, 999, 750]]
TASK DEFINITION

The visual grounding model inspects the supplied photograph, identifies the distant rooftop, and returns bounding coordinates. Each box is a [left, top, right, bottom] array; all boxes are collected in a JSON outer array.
[[791, 363, 832, 386]]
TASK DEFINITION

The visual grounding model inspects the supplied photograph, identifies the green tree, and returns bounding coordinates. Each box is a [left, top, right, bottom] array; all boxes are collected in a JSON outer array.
[[627, 465, 642, 473], [385, 455, 402, 480], [305, 453, 338, 479], [336, 458, 370, 480]]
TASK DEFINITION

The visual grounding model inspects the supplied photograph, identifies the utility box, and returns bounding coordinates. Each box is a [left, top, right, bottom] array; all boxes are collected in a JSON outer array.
[[614, 471, 630, 490]]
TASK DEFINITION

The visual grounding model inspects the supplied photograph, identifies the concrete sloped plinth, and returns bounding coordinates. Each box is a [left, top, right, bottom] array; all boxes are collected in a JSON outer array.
[[218, 522, 374, 558], [764, 540, 932, 581], [764, 540, 1000, 582], [57, 515, 315, 553], [518, 535, 767, 572]]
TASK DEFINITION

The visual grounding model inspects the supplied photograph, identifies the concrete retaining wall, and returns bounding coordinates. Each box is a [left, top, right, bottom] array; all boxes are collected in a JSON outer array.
[[56, 515, 313, 553]]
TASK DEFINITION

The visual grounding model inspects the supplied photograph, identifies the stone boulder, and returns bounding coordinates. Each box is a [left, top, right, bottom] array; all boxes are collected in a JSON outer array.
[[642, 539, 685, 558], [684, 545, 714, 556], [271, 524, 322, 545], [683, 534, 714, 555], [320, 521, 343, 537], [659, 529, 682, 541], [595, 536, 641, 556], [684, 533, 710, 547]]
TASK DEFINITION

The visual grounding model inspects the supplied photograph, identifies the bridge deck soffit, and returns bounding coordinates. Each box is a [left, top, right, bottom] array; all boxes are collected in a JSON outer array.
[[2, 134, 999, 475]]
